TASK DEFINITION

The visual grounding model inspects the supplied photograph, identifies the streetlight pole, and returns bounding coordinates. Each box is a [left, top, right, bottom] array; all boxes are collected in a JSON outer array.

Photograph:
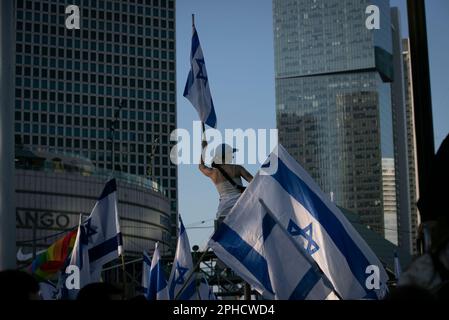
[[0, 0, 16, 270]]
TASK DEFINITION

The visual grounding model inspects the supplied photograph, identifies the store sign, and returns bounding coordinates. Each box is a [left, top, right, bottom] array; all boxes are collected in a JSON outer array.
[[16, 210, 76, 229]]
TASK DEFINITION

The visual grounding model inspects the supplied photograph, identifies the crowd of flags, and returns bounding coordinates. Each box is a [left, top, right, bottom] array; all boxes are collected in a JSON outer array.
[[25, 143, 392, 301], [20, 20, 395, 301]]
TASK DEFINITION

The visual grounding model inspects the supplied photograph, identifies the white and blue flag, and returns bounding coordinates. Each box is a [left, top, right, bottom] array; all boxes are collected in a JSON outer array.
[[64, 215, 92, 299], [209, 184, 335, 299], [58, 180, 123, 298], [183, 24, 217, 128], [209, 145, 388, 300], [84, 178, 123, 280], [168, 216, 197, 300], [142, 243, 169, 300]]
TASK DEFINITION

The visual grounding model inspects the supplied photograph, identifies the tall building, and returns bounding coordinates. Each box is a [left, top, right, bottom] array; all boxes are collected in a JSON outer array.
[[390, 7, 412, 254], [402, 38, 420, 254], [382, 158, 397, 245], [14, 0, 179, 247], [273, 0, 396, 235]]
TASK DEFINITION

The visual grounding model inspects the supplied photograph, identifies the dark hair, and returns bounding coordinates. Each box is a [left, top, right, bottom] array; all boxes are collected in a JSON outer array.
[[76, 282, 123, 301], [0, 270, 40, 300]]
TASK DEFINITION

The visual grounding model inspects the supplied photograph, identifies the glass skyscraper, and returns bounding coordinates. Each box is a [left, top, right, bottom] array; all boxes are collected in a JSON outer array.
[[14, 0, 178, 241], [273, 0, 395, 235]]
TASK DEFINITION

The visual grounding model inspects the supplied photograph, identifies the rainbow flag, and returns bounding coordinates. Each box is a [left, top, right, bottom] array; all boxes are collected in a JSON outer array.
[[28, 230, 77, 281]]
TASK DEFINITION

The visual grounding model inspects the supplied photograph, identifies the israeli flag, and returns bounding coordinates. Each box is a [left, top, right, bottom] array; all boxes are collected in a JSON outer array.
[[84, 179, 123, 279], [210, 145, 388, 299], [209, 191, 335, 300], [168, 216, 197, 300], [183, 24, 217, 128], [65, 215, 92, 299], [142, 243, 169, 300]]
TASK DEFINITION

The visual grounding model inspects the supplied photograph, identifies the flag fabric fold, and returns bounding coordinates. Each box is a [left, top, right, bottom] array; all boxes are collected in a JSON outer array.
[[209, 145, 389, 300], [142, 242, 169, 300], [84, 178, 123, 279], [183, 24, 217, 128]]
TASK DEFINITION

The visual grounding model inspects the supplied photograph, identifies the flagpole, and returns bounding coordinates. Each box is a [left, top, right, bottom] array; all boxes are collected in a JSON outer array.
[[259, 199, 343, 300], [192, 13, 195, 27]]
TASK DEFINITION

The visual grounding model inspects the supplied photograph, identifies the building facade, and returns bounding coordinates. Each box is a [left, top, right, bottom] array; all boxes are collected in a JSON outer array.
[[402, 38, 420, 254], [382, 158, 397, 245], [14, 0, 178, 247], [273, 0, 396, 235], [15, 148, 171, 261]]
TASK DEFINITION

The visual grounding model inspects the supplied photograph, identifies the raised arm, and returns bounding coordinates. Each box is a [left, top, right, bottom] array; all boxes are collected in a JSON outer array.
[[198, 140, 214, 177]]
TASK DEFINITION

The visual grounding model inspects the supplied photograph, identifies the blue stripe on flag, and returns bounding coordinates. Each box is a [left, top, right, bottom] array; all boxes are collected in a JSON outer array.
[[271, 158, 376, 298], [98, 179, 117, 200], [148, 261, 167, 300], [288, 268, 321, 300], [205, 98, 217, 128], [89, 233, 121, 263], [183, 70, 194, 97], [212, 223, 274, 295], [191, 28, 200, 58]]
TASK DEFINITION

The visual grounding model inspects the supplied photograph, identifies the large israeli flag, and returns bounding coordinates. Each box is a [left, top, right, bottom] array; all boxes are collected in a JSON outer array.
[[210, 145, 388, 300], [183, 24, 217, 128], [209, 189, 335, 300], [84, 179, 123, 279], [142, 243, 169, 300], [168, 216, 197, 300]]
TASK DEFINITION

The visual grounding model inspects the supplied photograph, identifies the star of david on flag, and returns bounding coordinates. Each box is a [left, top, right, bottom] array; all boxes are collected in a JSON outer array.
[[183, 22, 217, 128], [209, 145, 389, 300]]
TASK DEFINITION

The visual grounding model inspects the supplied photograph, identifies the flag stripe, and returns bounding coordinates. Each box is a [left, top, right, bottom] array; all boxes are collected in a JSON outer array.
[[271, 158, 374, 296], [88, 233, 122, 263], [288, 268, 321, 300], [212, 223, 274, 295], [98, 179, 117, 200]]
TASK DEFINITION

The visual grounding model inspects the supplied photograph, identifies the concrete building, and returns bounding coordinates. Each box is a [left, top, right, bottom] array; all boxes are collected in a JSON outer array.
[[402, 38, 420, 254], [273, 0, 396, 235], [13, 0, 178, 248], [15, 147, 171, 263], [382, 158, 398, 245]]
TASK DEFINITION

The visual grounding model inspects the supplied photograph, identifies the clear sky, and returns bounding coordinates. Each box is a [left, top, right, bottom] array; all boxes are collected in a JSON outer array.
[[175, 0, 449, 248]]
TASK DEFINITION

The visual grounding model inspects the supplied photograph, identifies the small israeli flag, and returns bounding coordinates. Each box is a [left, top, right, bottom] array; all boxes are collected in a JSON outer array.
[[142, 243, 169, 300], [85, 179, 123, 279], [183, 23, 217, 128], [168, 215, 197, 300]]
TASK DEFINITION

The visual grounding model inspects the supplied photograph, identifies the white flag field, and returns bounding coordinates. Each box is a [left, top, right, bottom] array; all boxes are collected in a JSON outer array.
[[209, 145, 389, 300]]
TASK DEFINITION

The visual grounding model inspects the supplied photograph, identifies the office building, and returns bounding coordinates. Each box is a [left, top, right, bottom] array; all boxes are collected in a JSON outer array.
[[14, 0, 178, 249], [273, 0, 396, 235]]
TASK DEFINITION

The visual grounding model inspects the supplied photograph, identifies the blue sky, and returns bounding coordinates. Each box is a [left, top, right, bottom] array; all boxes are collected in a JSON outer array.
[[175, 0, 449, 247]]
